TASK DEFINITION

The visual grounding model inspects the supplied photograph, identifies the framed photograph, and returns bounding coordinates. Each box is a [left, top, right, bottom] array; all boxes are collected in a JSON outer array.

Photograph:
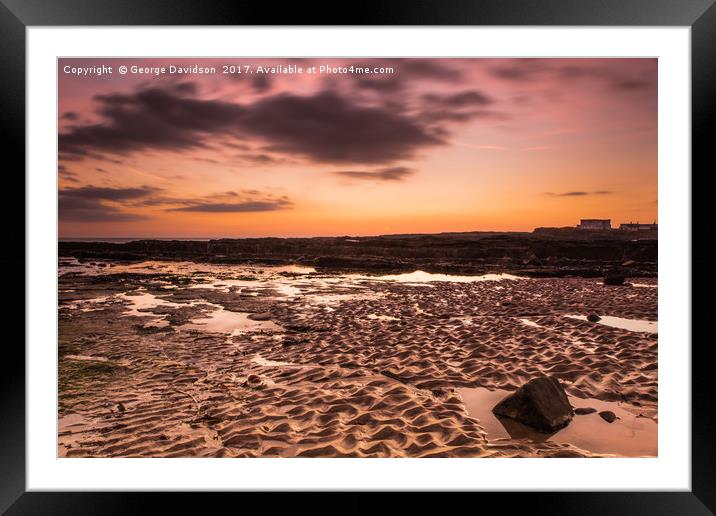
[[4, 0, 710, 511]]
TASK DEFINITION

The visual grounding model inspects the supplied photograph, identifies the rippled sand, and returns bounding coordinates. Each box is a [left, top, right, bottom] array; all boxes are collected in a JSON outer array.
[[58, 261, 657, 458]]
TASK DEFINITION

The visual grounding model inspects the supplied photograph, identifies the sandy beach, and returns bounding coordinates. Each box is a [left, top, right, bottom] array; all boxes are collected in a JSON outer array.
[[58, 259, 657, 458]]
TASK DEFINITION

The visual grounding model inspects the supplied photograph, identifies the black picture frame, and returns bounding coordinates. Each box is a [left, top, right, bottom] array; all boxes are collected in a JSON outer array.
[[2, 0, 709, 513]]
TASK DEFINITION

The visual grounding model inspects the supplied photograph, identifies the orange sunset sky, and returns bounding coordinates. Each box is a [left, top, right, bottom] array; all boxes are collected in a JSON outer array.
[[58, 58, 657, 238]]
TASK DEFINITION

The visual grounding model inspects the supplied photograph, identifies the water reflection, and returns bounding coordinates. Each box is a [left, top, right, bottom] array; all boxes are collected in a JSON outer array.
[[459, 387, 657, 457], [367, 270, 525, 284], [566, 314, 657, 334], [179, 308, 283, 335]]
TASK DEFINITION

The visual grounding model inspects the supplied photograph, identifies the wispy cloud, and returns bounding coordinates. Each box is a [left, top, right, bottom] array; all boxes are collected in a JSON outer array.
[[544, 190, 614, 197], [522, 145, 554, 152], [331, 166, 416, 182], [490, 59, 657, 92]]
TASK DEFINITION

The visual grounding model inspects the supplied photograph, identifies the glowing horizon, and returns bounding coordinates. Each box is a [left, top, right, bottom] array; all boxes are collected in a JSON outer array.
[[58, 57, 657, 238]]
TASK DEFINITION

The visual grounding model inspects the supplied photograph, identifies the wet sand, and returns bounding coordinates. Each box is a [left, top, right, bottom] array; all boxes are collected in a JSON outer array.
[[58, 260, 657, 458]]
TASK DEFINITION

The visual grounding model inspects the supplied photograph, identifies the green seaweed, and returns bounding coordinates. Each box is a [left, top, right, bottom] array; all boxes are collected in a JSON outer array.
[[59, 359, 124, 392]]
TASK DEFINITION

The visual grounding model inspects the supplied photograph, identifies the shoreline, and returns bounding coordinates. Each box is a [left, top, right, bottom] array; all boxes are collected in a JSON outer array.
[[58, 230, 658, 278]]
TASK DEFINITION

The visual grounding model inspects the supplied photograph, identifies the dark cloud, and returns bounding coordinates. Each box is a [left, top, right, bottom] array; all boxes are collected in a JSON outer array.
[[349, 59, 463, 96], [59, 183, 292, 220], [125, 189, 294, 214], [166, 197, 292, 213], [418, 109, 509, 124], [490, 60, 597, 82], [59, 185, 159, 222], [422, 90, 493, 108], [490, 59, 656, 92], [224, 72, 272, 93], [399, 60, 463, 81], [355, 77, 403, 93], [251, 75, 272, 93], [612, 79, 653, 91], [58, 164, 75, 177], [59, 87, 244, 158], [346, 58, 462, 84], [223, 141, 252, 151], [172, 82, 198, 95], [235, 153, 287, 165], [417, 90, 506, 125], [61, 185, 161, 201], [60, 111, 78, 121], [494, 68, 532, 81], [58, 165, 79, 183], [545, 190, 613, 197], [331, 166, 415, 182], [59, 200, 147, 222], [59, 85, 444, 165], [240, 91, 442, 164]]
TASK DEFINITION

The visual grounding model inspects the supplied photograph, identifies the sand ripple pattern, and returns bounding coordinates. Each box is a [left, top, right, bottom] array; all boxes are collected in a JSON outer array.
[[59, 272, 656, 457]]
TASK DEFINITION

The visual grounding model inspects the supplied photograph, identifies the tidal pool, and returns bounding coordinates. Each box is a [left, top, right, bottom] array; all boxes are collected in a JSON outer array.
[[567, 314, 657, 334], [459, 387, 657, 457], [367, 270, 526, 284], [179, 307, 283, 335]]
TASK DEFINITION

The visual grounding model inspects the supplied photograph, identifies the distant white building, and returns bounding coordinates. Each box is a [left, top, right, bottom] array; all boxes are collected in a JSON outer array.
[[577, 219, 611, 230], [620, 221, 657, 231]]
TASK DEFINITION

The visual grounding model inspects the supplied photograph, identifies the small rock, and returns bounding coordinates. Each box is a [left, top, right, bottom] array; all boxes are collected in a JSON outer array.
[[599, 410, 618, 423], [116, 402, 125, 413], [586, 313, 601, 323], [246, 374, 262, 386], [574, 407, 597, 415], [492, 376, 573, 432]]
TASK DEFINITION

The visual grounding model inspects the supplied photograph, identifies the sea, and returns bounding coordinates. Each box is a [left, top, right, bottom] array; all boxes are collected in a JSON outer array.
[[59, 237, 212, 243]]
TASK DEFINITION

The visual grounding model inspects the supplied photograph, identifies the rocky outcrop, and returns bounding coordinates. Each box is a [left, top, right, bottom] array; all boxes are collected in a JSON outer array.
[[492, 376, 574, 432], [59, 231, 657, 278]]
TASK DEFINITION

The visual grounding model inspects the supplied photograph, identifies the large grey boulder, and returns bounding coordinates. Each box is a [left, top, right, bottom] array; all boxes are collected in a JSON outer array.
[[492, 376, 574, 432]]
